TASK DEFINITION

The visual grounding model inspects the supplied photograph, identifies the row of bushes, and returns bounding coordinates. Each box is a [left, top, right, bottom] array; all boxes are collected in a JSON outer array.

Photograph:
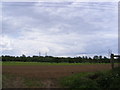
[[60, 66, 120, 89], [1, 55, 119, 63]]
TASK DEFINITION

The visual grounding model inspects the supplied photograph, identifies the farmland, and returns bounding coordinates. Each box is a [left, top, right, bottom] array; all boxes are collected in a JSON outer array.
[[3, 63, 116, 78], [2, 62, 120, 88], [2, 61, 112, 66]]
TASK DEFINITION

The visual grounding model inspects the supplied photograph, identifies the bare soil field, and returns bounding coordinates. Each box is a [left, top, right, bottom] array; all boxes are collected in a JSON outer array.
[[2, 64, 118, 79]]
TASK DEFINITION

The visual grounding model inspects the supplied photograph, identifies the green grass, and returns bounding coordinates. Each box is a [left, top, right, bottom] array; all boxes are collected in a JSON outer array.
[[23, 78, 43, 88], [2, 73, 43, 88], [59, 72, 99, 89], [2, 61, 111, 66], [59, 67, 120, 89]]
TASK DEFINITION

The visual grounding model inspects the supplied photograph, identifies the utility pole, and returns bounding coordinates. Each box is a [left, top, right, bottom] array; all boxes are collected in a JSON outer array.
[[45, 52, 47, 56], [39, 52, 41, 57], [110, 54, 114, 69], [108, 49, 112, 58]]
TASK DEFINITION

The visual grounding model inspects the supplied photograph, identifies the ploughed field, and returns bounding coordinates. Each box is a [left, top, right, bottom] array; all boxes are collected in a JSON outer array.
[[3, 63, 118, 79]]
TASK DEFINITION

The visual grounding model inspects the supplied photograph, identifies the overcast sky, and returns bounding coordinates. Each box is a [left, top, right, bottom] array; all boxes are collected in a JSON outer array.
[[1, 1, 118, 57]]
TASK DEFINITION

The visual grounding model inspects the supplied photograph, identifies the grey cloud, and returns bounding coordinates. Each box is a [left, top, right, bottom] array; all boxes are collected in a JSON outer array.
[[1, 2, 118, 56]]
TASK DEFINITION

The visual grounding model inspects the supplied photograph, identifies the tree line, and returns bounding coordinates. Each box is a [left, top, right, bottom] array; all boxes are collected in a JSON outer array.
[[1, 54, 119, 63]]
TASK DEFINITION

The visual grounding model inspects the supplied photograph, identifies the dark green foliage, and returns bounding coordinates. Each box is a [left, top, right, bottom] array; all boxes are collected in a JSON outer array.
[[109, 77, 120, 88], [97, 73, 113, 89], [97, 67, 120, 89], [88, 71, 104, 80], [61, 77, 98, 89], [60, 67, 120, 89], [60, 73, 99, 90], [1, 55, 115, 63]]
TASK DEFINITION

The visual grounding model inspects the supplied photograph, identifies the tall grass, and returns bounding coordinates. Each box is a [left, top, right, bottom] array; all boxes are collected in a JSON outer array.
[[2, 73, 43, 88], [60, 67, 120, 89]]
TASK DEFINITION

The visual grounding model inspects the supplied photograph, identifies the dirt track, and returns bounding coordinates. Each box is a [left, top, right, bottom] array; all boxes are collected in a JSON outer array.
[[2, 64, 118, 79]]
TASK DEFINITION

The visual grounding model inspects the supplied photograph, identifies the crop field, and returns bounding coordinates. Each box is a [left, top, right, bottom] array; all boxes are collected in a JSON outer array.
[[2, 61, 112, 66], [3, 63, 117, 78], [2, 62, 119, 88]]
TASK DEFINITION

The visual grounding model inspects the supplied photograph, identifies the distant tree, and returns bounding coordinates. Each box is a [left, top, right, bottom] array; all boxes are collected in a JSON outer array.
[[21, 54, 26, 57], [93, 56, 99, 60], [1, 54, 111, 63], [99, 56, 102, 59], [103, 56, 108, 59]]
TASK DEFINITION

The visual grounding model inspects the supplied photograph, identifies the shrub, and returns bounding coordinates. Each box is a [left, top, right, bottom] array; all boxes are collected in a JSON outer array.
[[60, 76, 99, 89], [70, 78, 98, 89], [97, 67, 120, 89], [60, 67, 120, 89]]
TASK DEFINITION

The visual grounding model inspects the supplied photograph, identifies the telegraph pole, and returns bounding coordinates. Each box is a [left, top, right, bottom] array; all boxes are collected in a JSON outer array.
[[45, 52, 47, 56], [110, 54, 114, 69], [39, 52, 41, 57]]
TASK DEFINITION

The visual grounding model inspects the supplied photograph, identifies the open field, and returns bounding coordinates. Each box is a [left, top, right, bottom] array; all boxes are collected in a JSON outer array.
[[2, 62, 119, 88], [2, 62, 113, 66], [3, 63, 119, 78]]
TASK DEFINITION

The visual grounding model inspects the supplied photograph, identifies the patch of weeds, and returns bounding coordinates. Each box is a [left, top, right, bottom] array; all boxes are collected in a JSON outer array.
[[59, 72, 99, 89], [87, 71, 105, 80], [2, 73, 43, 88], [60, 67, 120, 89], [97, 67, 120, 89], [23, 78, 43, 88], [60, 77, 99, 89], [2, 73, 25, 88]]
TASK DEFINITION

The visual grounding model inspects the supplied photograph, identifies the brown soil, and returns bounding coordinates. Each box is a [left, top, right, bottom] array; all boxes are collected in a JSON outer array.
[[2, 64, 118, 79]]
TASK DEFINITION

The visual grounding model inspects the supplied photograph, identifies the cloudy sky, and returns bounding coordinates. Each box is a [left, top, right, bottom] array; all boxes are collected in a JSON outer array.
[[1, 1, 118, 57]]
